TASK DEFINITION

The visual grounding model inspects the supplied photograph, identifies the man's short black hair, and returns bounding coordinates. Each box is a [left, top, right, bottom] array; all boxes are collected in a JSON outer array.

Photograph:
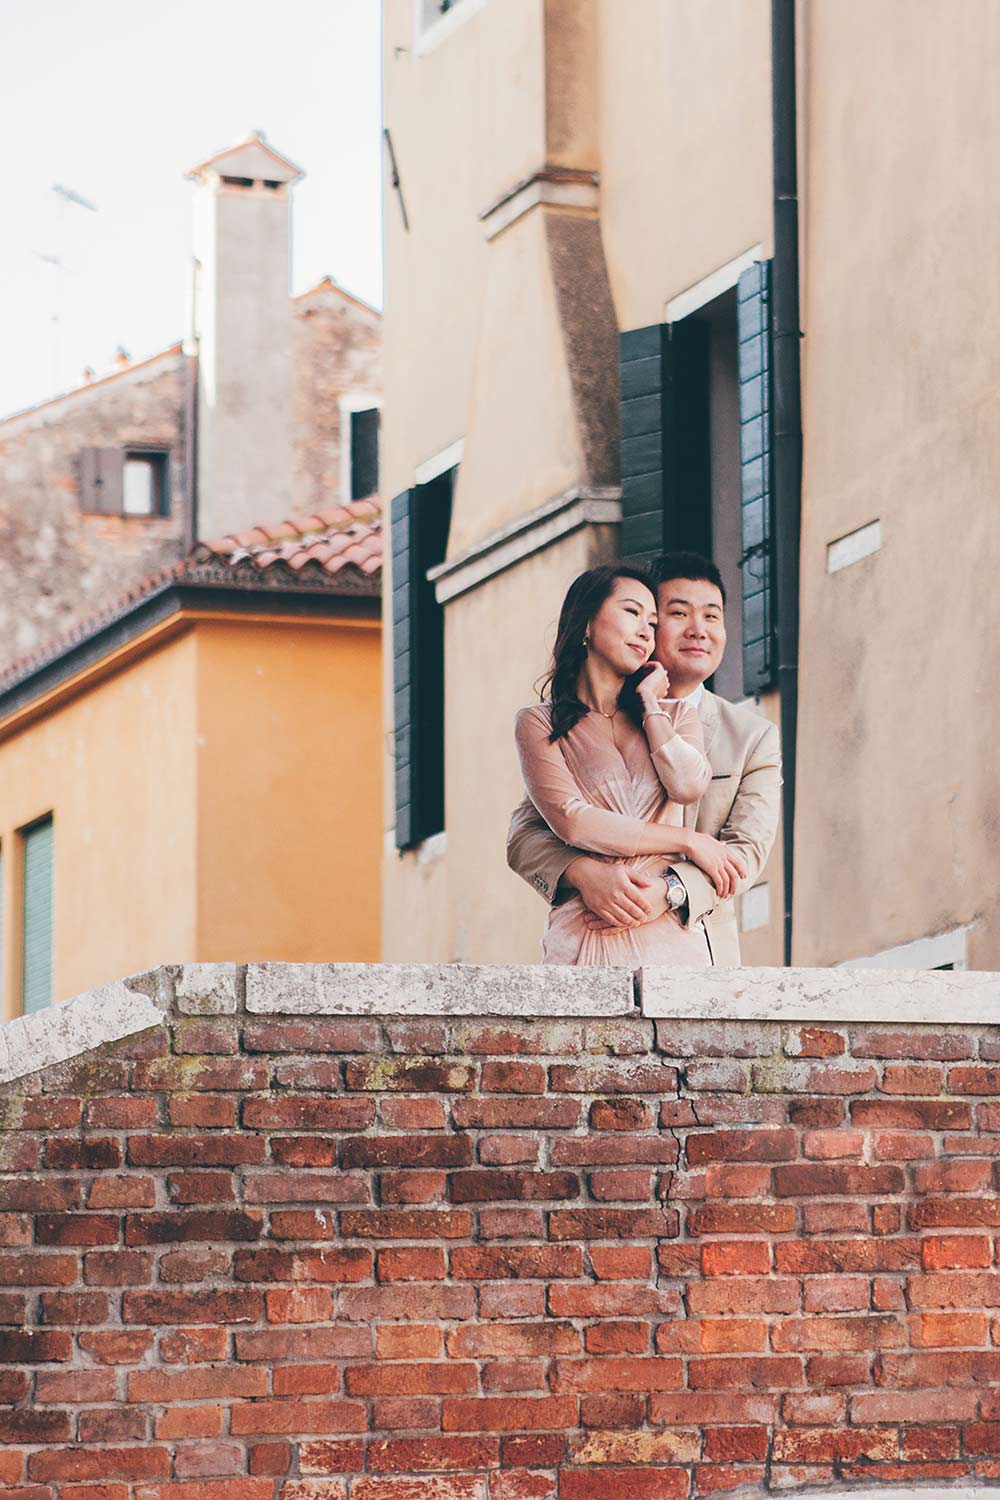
[[650, 550, 726, 606]]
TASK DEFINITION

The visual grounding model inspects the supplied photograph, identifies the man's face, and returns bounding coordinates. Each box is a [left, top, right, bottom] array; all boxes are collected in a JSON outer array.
[[654, 577, 727, 689]]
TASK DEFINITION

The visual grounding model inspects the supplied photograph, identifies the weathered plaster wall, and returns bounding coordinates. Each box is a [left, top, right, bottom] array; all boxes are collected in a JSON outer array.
[[3, 962, 1000, 1495]]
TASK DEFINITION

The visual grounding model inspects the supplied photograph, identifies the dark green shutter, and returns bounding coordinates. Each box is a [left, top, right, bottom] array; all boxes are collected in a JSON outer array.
[[22, 816, 54, 1015], [351, 409, 380, 499], [737, 261, 776, 695], [619, 325, 665, 563], [391, 476, 452, 851]]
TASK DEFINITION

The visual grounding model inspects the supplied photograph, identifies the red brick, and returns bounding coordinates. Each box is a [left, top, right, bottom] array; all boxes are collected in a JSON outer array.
[[549, 1284, 678, 1317], [851, 1098, 970, 1128], [246, 1017, 380, 1053], [901, 1426, 961, 1460], [273, 1365, 344, 1396], [482, 1062, 546, 1093], [687, 1129, 795, 1165], [443, 1396, 577, 1431], [230, 1401, 366, 1435], [480, 1208, 546, 1238], [451, 1245, 582, 1280], [912, 1312, 988, 1346], [479, 1137, 539, 1166], [266, 1286, 333, 1323], [590, 1098, 652, 1130], [781, 1393, 845, 1425], [592, 1245, 652, 1279], [852, 1029, 972, 1060], [479, 1284, 546, 1319], [83, 1250, 154, 1285], [802, 1276, 870, 1312], [128, 1134, 265, 1166], [380, 1170, 447, 1204], [157, 1407, 225, 1439], [133, 1057, 268, 1091], [922, 1233, 993, 1269], [36, 1367, 117, 1402], [159, 1326, 228, 1362], [449, 1170, 578, 1202], [0, 1329, 71, 1362], [28, 1449, 170, 1481], [160, 1247, 231, 1282], [775, 1163, 904, 1196], [268, 1210, 336, 1239], [873, 1203, 902, 1235], [345, 1362, 477, 1396], [124, 1288, 261, 1323], [909, 1197, 1000, 1229], [381, 1098, 447, 1129], [776, 1239, 920, 1273], [453, 1099, 580, 1129], [243, 1096, 375, 1129], [125, 1210, 262, 1245], [579, 1394, 646, 1429], [702, 1165, 772, 1197], [367, 1437, 499, 1472], [0, 1251, 78, 1285], [703, 1427, 769, 1462], [87, 1095, 158, 1128], [370, 1397, 439, 1430], [250, 1443, 294, 1476], [805, 1354, 874, 1387], [0, 1096, 81, 1129], [697, 1319, 767, 1354], [447, 1323, 579, 1359], [787, 1098, 844, 1127], [554, 1137, 676, 1166], [79, 1329, 154, 1364], [786, 1027, 845, 1057], [168, 1095, 237, 1127], [949, 1066, 1000, 1094], [772, 1315, 905, 1352], [686, 1277, 799, 1315], [687, 1203, 795, 1235], [549, 1063, 677, 1094], [649, 1394, 776, 1426], [482, 1362, 541, 1393], [588, 1170, 653, 1201], [552, 1357, 681, 1393], [687, 1357, 803, 1390], [876, 1350, 1000, 1386], [351, 1482, 483, 1500], [234, 1247, 371, 1282], [803, 1202, 869, 1234], [342, 1136, 472, 1168], [585, 1321, 648, 1354], [173, 1442, 245, 1479], [872, 1131, 935, 1160], [345, 1059, 475, 1092], [560, 1470, 687, 1500], [377, 1324, 442, 1359], [771, 1427, 898, 1462], [129, 1366, 267, 1401], [872, 1277, 905, 1311], [340, 1210, 470, 1238], [802, 1129, 865, 1159], [166, 1171, 237, 1205], [907, 1271, 1000, 1307], [88, 1176, 157, 1209], [914, 1159, 992, 1192], [245, 1173, 369, 1205], [0, 1371, 28, 1401], [501, 1434, 567, 1466], [0, 1410, 72, 1443], [701, 1241, 770, 1276], [235, 1327, 370, 1362], [486, 1475, 555, 1500], [695, 1463, 767, 1495], [550, 1208, 676, 1240], [130, 1485, 273, 1500], [377, 1246, 446, 1281], [78, 1409, 149, 1443], [35, 1213, 118, 1246], [852, 1391, 978, 1423], [339, 1284, 475, 1321], [44, 1136, 123, 1169]]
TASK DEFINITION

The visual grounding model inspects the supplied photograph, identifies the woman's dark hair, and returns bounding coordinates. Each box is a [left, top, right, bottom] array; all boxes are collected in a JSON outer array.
[[540, 564, 657, 741]]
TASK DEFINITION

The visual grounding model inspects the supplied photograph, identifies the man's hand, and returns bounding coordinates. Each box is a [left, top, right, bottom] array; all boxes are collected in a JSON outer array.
[[581, 871, 671, 935], [566, 857, 665, 929]]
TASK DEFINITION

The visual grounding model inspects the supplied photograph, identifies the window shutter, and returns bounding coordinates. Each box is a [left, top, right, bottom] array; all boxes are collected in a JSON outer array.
[[663, 318, 712, 556], [737, 261, 776, 696], [619, 325, 665, 563], [391, 477, 452, 851], [22, 816, 54, 1015], [351, 409, 380, 500], [80, 447, 124, 515]]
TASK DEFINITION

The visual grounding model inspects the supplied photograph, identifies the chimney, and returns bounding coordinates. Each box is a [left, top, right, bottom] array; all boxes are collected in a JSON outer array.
[[187, 130, 303, 541]]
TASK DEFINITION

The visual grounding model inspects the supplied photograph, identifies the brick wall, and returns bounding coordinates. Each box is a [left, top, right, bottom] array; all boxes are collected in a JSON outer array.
[[2, 963, 1000, 1498]]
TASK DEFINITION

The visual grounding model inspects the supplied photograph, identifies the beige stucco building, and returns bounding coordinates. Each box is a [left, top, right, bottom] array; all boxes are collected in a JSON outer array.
[[381, 0, 1000, 973]]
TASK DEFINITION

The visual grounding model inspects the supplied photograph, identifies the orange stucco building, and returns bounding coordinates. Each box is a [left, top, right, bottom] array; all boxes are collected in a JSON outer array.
[[0, 502, 382, 1018]]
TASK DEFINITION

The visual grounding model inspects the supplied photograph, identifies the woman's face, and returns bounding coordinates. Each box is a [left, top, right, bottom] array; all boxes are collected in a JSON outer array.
[[587, 576, 657, 677]]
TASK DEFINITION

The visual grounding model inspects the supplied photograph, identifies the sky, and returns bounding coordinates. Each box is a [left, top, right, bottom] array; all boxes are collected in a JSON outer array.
[[0, 0, 383, 419]]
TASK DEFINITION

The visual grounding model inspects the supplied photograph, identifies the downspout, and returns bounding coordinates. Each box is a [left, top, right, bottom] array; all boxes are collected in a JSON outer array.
[[771, 0, 803, 965]]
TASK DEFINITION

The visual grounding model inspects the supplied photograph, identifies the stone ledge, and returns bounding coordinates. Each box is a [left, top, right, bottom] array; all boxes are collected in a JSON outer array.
[[0, 973, 166, 1086], [639, 964, 1000, 1023], [245, 962, 635, 1017]]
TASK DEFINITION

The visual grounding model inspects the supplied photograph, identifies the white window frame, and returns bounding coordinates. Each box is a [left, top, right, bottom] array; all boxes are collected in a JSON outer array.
[[837, 925, 970, 972], [664, 245, 764, 325], [414, 0, 488, 57], [339, 391, 382, 504]]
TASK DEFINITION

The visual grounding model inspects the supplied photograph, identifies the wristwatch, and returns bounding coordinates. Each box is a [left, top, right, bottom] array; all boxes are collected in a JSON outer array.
[[663, 870, 689, 914]]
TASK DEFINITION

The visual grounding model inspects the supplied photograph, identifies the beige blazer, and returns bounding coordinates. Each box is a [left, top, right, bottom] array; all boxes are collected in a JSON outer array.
[[506, 690, 782, 966]]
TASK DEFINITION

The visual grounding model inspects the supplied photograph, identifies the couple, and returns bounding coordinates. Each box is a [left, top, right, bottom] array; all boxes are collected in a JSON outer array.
[[508, 552, 781, 967]]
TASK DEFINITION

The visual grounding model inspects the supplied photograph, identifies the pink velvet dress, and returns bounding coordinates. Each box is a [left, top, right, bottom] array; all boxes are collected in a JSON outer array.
[[514, 698, 714, 967]]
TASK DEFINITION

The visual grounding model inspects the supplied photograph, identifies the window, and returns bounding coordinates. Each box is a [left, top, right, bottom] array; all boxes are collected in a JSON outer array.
[[21, 815, 54, 1015], [350, 408, 380, 500], [619, 260, 775, 701], [80, 448, 169, 517], [391, 468, 454, 850]]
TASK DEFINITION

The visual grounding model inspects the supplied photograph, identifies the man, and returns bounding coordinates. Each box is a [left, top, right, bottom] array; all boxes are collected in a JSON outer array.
[[506, 552, 781, 965]]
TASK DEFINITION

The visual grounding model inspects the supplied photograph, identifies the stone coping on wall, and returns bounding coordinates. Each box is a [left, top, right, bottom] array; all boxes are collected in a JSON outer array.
[[5, 958, 999, 1089]]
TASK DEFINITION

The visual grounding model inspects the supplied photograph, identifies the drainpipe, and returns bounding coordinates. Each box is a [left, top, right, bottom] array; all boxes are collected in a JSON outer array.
[[771, 0, 803, 965]]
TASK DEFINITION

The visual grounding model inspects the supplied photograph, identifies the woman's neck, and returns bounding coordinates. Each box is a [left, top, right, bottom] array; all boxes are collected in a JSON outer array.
[[577, 659, 624, 717]]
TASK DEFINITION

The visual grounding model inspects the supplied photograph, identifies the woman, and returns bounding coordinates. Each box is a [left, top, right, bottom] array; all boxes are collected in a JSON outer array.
[[514, 565, 743, 966]]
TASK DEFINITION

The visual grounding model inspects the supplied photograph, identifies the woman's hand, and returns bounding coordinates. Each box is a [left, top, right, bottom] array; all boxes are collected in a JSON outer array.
[[685, 832, 746, 900], [637, 662, 670, 715]]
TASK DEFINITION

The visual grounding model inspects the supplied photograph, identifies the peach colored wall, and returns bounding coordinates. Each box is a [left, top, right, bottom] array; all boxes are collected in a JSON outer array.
[[195, 616, 382, 964], [0, 635, 198, 1016]]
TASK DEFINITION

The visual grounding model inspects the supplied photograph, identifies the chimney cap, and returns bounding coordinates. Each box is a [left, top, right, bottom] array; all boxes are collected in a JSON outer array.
[[186, 130, 304, 186]]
